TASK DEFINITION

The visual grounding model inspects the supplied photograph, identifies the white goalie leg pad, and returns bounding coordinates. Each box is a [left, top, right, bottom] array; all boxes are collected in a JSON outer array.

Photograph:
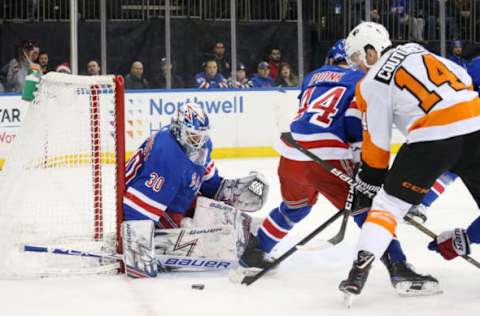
[[214, 171, 269, 212], [121, 220, 158, 278], [154, 224, 237, 272], [192, 197, 262, 257]]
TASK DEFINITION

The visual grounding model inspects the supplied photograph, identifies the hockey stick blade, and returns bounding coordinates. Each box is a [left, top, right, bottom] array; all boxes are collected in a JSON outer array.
[[327, 186, 354, 246], [297, 207, 350, 251], [403, 216, 480, 269], [242, 209, 344, 286]]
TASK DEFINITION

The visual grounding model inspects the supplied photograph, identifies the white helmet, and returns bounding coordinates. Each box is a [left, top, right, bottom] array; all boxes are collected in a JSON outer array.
[[345, 22, 392, 68]]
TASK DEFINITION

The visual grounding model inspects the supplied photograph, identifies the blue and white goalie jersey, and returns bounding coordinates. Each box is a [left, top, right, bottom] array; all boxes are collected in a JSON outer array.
[[277, 64, 364, 161], [123, 126, 222, 225]]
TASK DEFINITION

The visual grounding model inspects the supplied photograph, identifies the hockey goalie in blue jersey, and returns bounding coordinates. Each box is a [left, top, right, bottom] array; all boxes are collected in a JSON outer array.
[[121, 102, 269, 277]]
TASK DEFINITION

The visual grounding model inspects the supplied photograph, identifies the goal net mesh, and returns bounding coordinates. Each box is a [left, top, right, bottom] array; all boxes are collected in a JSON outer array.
[[0, 73, 125, 278]]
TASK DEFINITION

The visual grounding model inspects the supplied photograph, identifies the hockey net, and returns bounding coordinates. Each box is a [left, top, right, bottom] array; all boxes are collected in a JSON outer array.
[[0, 72, 125, 278]]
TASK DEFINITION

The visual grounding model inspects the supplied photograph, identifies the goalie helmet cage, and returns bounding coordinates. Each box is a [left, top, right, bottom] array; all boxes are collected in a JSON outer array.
[[0, 73, 125, 278]]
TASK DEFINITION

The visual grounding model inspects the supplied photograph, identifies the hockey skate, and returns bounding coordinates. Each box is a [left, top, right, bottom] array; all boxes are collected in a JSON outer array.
[[339, 250, 375, 308], [381, 253, 442, 297], [229, 233, 274, 284]]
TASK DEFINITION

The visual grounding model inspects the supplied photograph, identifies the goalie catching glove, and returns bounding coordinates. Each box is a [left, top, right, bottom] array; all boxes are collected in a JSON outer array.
[[215, 171, 269, 212]]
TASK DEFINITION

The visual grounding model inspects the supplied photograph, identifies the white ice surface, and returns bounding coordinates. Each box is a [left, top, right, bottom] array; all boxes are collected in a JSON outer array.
[[2, 157, 480, 316]]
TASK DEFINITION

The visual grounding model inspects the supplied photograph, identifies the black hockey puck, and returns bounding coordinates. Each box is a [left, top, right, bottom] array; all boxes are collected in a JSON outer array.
[[191, 284, 205, 290]]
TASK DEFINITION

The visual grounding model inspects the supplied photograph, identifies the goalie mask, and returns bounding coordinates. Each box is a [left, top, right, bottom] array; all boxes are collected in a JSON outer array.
[[171, 103, 210, 151]]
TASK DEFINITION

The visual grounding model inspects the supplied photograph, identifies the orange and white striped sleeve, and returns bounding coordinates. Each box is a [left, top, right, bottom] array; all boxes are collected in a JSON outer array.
[[355, 77, 392, 180]]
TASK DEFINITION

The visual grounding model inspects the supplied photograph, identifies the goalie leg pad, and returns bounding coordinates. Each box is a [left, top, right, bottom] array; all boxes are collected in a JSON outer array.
[[122, 220, 158, 278], [192, 197, 257, 257], [154, 224, 237, 262]]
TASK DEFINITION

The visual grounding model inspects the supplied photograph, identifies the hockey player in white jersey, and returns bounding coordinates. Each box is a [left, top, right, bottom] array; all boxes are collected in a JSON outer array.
[[339, 21, 480, 305], [232, 39, 439, 296]]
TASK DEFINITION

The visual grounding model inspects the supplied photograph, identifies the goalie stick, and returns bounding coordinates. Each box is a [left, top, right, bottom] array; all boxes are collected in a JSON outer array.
[[24, 244, 233, 272], [281, 132, 480, 270]]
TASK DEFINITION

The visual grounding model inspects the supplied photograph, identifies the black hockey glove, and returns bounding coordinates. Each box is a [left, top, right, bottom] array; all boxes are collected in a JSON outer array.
[[351, 164, 386, 213]]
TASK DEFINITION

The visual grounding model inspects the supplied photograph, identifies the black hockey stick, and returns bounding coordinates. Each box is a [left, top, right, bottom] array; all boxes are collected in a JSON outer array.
[[404, 215, 480, 269], [326, 185, 354, 246], [281, 133, 480, 270], [280, 132, 354, 246], [241, 208, 345, 285], [242, 134, 354, 285]]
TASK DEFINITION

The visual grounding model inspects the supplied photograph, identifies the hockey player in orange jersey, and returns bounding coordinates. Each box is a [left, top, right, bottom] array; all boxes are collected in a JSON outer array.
[[339, 21, 480, 306]]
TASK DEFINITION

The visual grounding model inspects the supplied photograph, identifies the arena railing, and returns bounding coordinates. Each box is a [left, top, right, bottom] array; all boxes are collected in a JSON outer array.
[[0, 0, 317, 23]]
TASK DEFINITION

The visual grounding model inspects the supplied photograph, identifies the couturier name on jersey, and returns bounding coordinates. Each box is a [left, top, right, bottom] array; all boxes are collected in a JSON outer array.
[[374, 45, 425, 84]]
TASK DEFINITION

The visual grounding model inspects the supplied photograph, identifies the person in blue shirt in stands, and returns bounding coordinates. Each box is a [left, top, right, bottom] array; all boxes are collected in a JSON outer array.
[[449, 40, 468, 69], [194, 59, 228, 89], [248, 62, 275, 88], [467, 56, 480, 93]]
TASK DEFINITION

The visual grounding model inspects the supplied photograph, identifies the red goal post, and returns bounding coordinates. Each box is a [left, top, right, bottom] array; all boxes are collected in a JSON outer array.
[[0, 73, 125, 278]]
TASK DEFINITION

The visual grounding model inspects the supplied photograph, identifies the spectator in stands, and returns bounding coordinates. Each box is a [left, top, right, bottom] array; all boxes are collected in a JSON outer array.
[[410, 1, 426, 41], [31, 42, 40, 63], [467, 56, 480, 93], [206, 41, 231, 78], [228, 63, 250, 88], [1, 40, 40, 92], [449, 40, 468, 69], [422, 0, 458, 41], [125, 61, 150, 90], [0, 81, 4, 93], [38, 52, 49, 74], [267, 48, 282, 80], [194, 59, 228, 89], [249, 61, 275, 88], [390, 0, 408, 40], [275, 62, 298, 87], [150, 57, 184, 89], [370, 8, 381, 23], [55, 63, 71, 74], [451, 0, 471, 39], [28, 0, 39, 20], [87, 60, 101, 76], [351, 0, 366, 27], [423, 0, 438, 40], [447, 1, 461, 40]]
